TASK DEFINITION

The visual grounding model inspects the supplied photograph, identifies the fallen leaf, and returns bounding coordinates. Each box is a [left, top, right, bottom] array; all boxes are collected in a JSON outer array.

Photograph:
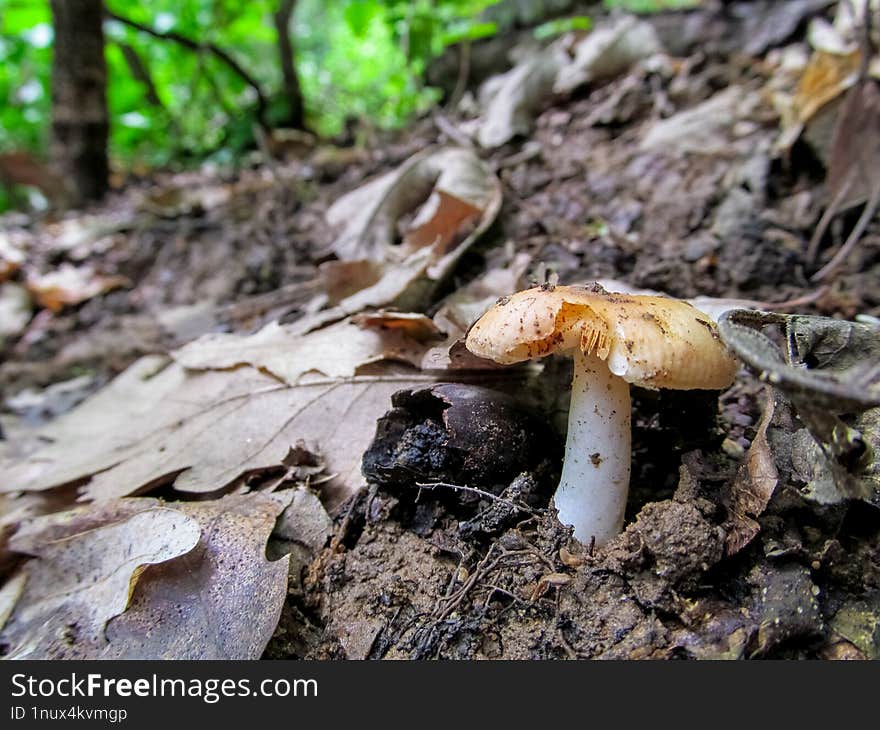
[[725, 394, 779, 555], [351, 311, 445, 343], [404, 189, 482, 253], [640, 86, 764, 156], [173, 317, 435, 384], [101, 492, 291, 659], [742, 0, 836, 57], [274, 486, 333, 554], [0, 573, 27, 632], [0, 233, 26, 283], [830, 593, 880, 659], [0, 282, 32, 343], [326, 147, 498, 264], [0, 320, 442, 509], [554, 15, 663, 95], [319, 260, 383, 303], [0, 507, 201, 658], [26, 264, 130, 312], [477, 43, 568, 148]]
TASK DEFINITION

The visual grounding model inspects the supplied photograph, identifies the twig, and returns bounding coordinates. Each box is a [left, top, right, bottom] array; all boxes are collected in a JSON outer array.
[[811, 182, 880, 282], [415, 480, 538, 515], [433, 112, 474, 149], [106, 9, 269, 124], [448, 40, 472, 110]]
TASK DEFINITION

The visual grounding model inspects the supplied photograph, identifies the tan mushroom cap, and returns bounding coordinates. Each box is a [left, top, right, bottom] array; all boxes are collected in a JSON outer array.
[[466, 284, 738, 390]]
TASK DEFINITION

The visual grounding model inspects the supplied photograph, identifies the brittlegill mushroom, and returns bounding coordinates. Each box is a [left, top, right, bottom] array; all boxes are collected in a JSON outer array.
[[465, 284, 738, 546]]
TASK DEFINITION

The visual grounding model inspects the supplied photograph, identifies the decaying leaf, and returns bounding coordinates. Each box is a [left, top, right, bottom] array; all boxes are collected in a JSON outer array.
[[274, 486, 333, 554], [0, 234, 25, 282], [640, 86, 764, 156], [101, 491, 292, 659], [725, 393, 779, 555], [326, 147, 499, 264], [719, 309, 880, 505], [26, 264, 130, 312], [0, 573, 27, 632], [320, 259, 383, 303], [808, 78, 880, 280], [553, 15, 662, 95], [0, 316, 446, 509], [830, 592, 880, 659], [173, 317, 438, 385], [0, 507, 201, 658], [718, 309, 880, 411], [477, 43, 568, 148], [0, 282, 32, 343], [315, 147, 501, 320]]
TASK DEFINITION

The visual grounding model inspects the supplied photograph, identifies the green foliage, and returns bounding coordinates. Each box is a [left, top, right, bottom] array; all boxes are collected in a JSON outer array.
[[603, 0, 701, 12], [0, 0, 500, 178], [0, 0, 53, 155]]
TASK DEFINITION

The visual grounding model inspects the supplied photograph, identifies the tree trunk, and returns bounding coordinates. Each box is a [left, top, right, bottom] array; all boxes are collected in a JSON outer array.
[[274, 0, 306, 129], [49, 0, 109, 205]]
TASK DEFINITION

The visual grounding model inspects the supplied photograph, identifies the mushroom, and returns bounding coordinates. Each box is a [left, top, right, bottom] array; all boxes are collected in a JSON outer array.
[[465, 284, 738, 546]]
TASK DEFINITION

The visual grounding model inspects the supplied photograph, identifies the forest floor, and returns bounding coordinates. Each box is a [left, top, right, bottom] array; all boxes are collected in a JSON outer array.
[[1, 2, 879, 659]]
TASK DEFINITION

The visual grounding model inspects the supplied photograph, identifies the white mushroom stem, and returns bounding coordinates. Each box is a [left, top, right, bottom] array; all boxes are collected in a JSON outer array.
[[553, 348, 631, 546]]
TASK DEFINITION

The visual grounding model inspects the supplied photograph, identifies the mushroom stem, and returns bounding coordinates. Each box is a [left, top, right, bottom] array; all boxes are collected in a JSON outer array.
[[553, 348, 631, 546]]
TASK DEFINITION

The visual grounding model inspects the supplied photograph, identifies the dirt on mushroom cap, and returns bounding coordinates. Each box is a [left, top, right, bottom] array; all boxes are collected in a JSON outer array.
[[465, 285, 738, 390]]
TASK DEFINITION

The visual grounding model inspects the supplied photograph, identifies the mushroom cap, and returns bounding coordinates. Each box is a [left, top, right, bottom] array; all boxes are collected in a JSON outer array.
[[465, 284, 738, 390]]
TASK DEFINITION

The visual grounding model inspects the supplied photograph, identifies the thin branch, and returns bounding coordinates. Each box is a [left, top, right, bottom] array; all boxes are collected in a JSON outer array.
[[105, 9, 268, 124], [116, 42, 164, 108]]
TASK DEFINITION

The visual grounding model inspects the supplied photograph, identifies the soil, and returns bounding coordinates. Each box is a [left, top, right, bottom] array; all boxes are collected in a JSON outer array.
[[2, 4, 879, 660]]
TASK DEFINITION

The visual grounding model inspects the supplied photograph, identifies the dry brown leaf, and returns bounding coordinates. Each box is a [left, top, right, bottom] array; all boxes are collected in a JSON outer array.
[[0, 282, 32, 343], [640, 86, 764, 156], [312, 148, 501, 322], [172, 318, 433, 384], [101, 491, 291, 659], [26, 264, 130, 312], [1, 321, 438, 508], [274, 486, 333, 554], [351, 311, 445, 343], [478, 44, 568, 148], [403, 189, 482, 254], [326, 147, 498, 264], [725, 394, 779, 556], [0, 507, 201, 658], [0, 573, 27, 632], [319, 259, 383, 303], [794, 49, 862, 126], [0, 235, 25, 283], [554, 15, 662, 95]]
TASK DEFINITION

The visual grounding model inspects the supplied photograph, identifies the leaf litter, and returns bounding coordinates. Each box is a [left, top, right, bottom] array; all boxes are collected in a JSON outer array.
[[3, 1, 880, 660]]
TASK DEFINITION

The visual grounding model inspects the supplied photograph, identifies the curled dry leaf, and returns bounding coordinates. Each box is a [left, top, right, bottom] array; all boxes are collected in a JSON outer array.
[[326, 147, 499, 265], [725, 394, 779, 556], [26, 264, 130, 313], [719, 309, 880, 505], [0, 507, 201, 659], [314, 147, 501, 322]]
